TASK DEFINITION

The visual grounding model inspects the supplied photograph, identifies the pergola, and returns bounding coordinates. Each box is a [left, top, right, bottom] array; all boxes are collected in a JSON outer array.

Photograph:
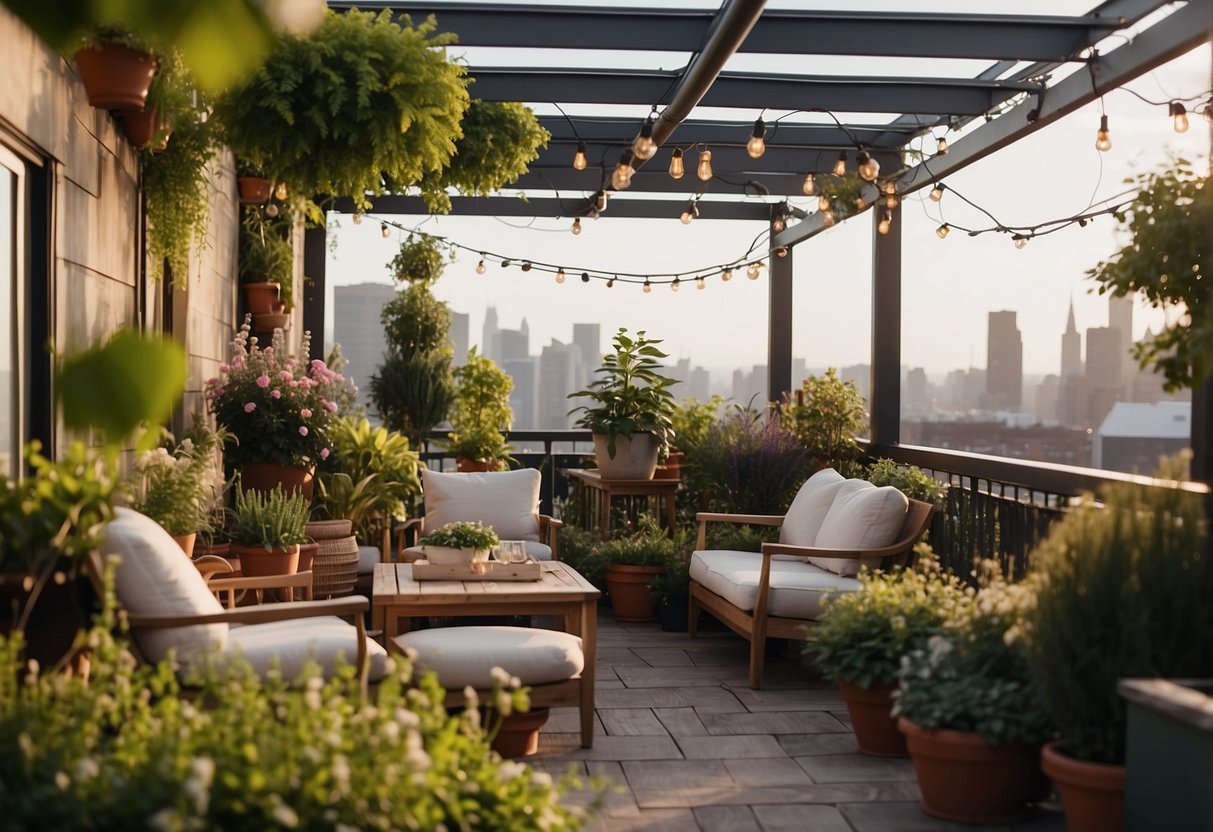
[[310, 0, 1212, 480]]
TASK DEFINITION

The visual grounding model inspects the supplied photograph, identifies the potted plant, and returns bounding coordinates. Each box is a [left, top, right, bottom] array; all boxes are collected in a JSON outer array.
[[1023, 464, 1209, 832], [447, 348, 514, 472], [71, 27, 158, 111], [780, 368, 868, 476], [128, 429, 223, 558], [228, 484, 311, 577], [237, 164, 273, 204], [648, 558, 691, 632], [893, 569, 1054, 824], [597, 514, 678, 622], [206, 320, 343, 501], [568, 328, 679, 480], [804, 559, 968, 757], [239, 210, 294, 318], [419, 521, 499, 566], [660, 396, 722, 481], [321, 416, 421, 545]]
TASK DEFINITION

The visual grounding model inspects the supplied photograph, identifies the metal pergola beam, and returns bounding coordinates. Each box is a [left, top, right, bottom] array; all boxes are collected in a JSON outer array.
[[335, 195, 774, 221]]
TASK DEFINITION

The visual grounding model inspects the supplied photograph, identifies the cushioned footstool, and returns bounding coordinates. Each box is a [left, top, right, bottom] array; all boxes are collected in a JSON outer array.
[[392, 625, 587, 756]]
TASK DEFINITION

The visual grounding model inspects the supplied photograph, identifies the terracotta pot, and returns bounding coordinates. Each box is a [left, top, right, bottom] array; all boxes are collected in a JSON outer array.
[[306, 519, 353, 540], [73, 43, 157, 110], [899, 717, 1041, 824], [118, 107, 170, 151], [238, 176, 272, 204], [490, 707, 550, 758], [605, 564, 667, 622], [839, 680, 907, 757], [0, 563, 97, 669], [1041, 741, 1124, 832], [238, 462, 314, 502], [456, 458, 499, 473], [242, 281, 280, 315], [593, 432, 659, 480], [171, 532, 197, 559], [271, 299, 286, 314], [230, 543, 300, 577], [297, 542, 319, 574], [654, 450, 684, 480], [252, 312, 290, 332]]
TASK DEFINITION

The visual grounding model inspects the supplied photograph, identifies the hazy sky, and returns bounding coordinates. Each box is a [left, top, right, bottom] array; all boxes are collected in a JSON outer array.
[[325, 29, 1210, 381]]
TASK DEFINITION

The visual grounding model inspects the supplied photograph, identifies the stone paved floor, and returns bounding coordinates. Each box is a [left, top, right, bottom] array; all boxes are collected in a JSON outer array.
[[530, 612, 1066, 832]]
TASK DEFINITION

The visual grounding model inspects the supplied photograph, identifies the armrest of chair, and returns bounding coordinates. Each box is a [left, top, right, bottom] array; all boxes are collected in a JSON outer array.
[[207, 570, 315, 607], [194, 555, 235, 580], [695, 512, 784, 549], [539, 514, 563, 561], [125, 595, 369, 628], [760, 540, 912, 561], [395, 517, 423, 554]]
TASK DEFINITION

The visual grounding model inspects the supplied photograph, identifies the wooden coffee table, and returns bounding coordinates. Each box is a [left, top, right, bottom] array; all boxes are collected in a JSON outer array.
[[372, 560, 601, 747]]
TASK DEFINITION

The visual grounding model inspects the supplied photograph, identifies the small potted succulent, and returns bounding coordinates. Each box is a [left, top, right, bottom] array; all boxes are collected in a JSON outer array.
[[228, 484, 311, 577], [419, 521, 499, 566]]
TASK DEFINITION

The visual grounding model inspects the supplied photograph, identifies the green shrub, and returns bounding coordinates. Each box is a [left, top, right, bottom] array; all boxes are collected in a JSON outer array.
[[865, 459, 946, 505], [781, 368, 867, 476], [419, 521, 499, 551], [229, 485, 310, 549], [596, 515, 682, 568]]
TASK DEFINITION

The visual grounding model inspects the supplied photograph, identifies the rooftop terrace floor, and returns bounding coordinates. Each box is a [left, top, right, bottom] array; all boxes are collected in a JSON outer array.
[[531, 612, 1066, 832]]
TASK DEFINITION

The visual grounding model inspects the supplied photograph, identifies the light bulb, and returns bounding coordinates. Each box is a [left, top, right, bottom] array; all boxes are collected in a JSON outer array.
[[555, 269, 566, 284], [607, 277, 615, 288], [771, 215, 786, 233], [595, 190, 609, 212], [721, 268, 733, 282], [352, 213, 362, 225], [669, 148, 684, 179], [696, 276, 706, 290], [832, 151, 847, 177], [936, 136, 949, 155], [1013, 235, 1028, 249], [502, 260, 511, 268], [801, 173, 816, 196], [571, 218, 582, 235], [572, 140, 587, 171], [746, 118, 766, 159], [855, 196, 866, 211], [633, 119, 656, 160], [929, 183, 945, 202], [936, 223, 950, 239], [1095, 114, 1112, 152], [274, 182, 288, 201], [747, 262, 764, 280], [611, 151, 635, 190], [520, 261, 532, 272], [818, 194, 831, 212], [822, 209, 836, 227], [1203, 102, 1213, 123], [882, 180, 897, 195], [380, 223, 390, 239], [264, 203, 279, 218], [670, 277, 680, 292], [856, 151, 879, 182], [679, 201, 698, 225], [878, 211, 892, 236], [643, 279, 652, 294], [775, 247, 788, 258], [697, 149, 713, 181], [475, 258, 486, 275], [580, 272, 590, 283], [1170, 102, 1189, 133], [885, 194, 899, 209]]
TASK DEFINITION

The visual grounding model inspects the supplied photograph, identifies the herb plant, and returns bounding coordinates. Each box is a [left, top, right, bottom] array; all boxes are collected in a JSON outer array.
[[420, 521, 500, 551], [229, 485, 310, 550]]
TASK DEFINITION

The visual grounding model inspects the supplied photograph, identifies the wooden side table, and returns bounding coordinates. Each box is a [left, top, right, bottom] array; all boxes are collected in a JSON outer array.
[[567, 468, 679, 537]]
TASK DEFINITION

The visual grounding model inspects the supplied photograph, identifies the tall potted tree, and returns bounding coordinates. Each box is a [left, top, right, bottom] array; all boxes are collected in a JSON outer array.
[[447, 348, 514, 472], [569, 328, 679, 480], [781, 368, 868, 477]]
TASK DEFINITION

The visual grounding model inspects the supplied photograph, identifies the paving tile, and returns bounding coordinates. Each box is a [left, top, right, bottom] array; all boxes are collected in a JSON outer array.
[[633, 782, 920, 809], [700, 710, 849, 736], [599, 708, 670, 736], [654, 707, 709, 737], [546, 707, 605, 736], [729, 686, 846, 712], [838, 801, 1019, 832], [796, 753, 917, 784], [596, 679, 627, 689], [546, 734, 685, 761], [694, 805, 759, 832], [722, 757, 812, 787], [776, 732, 860, 757], [621, 760, 735, 807], [597, 647, 649, 665], [595, 685, 746, 712], [754, 804, 852, 832], [678, 734, 788, 760], [584, 809, 699, 831], [580, 761, 641, 818], [615, 665, 750, 688], [634, 647, 696, 667]]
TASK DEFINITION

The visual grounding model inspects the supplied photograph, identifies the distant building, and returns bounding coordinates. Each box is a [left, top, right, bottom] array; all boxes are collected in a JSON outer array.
[[1093, 401, 1190, 475], [499, 327, 529, 363], [1108, 293, 1134, 383], [1086, 326, 1123, 427], [906, 419, 1090, 467], [332, 283, 395, 411], [538, 340, 581, 429], [572, 323, 600, 386], [450, 312, 469, 366], [985, 310, 1022, 410], [1034, 374, 1059, 425], [1060, 299, 1083, 379], [482, 306, 500, 362], [502, 357, 538, 430], [904, 367, 929, 415]]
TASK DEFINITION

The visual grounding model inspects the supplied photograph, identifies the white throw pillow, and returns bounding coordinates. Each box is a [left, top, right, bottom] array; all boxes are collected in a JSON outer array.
[[422, 468, 541, 542], [104, 507, 228, 664], [810, 485, 909, 576], [778, 467, 846, 548]]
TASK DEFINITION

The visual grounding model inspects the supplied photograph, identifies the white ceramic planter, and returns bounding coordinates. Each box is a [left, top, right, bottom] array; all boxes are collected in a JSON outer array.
[[593, 432, 660, 480], [422, 545, 490, 565]]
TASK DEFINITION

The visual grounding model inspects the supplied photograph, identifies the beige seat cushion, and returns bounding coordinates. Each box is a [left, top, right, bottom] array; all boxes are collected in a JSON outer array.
[[104, 507, 227, 664], [394, 626, 583, 689], [422, 468, 542, 542], [690, 550, 858, 619], [811, 485, 909, 576], [357, 545, 380, 575], [222, 617, 389, 682]]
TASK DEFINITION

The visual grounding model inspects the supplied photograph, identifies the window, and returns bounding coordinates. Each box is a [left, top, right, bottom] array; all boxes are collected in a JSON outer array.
[[0, 145, 22, 477]]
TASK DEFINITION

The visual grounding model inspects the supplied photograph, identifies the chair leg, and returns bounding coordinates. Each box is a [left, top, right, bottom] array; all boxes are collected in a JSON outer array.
[[748, 634, 766, 690], [687, 590, 700, 638]]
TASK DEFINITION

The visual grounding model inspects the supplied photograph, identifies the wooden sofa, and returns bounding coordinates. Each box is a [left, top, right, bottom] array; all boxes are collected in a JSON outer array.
[[688, 468, 935, 689]]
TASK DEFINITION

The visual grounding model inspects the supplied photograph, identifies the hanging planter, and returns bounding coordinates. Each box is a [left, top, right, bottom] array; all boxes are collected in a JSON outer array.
[[242, 282, 280, 315], [118, 108, 170, 151], [73, 41, 158, 111], [252, 312, 290, 333], [238, 176, 272, 204]]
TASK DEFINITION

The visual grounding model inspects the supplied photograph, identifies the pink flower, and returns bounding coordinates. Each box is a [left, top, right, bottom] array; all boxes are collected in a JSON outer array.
[[219, 364, 230, 373], [300, 408, 312, 419], [319, 448, 330, 460], [324, 401, 338, 413], [298, 426, 309, 436], [279, 370, 293, 381], [270, 389, 281, 399], [244, 402, 257, 413], [256, 374, 271, 389]]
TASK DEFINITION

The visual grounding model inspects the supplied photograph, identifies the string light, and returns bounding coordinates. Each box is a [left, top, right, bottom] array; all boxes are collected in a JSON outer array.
[[885, 194, 899, 209], [1095, 114, 1112, 152], [595, 190, 609, 212], [274, 182, 288, 201], [697, 149, 713, 182], [936, 135, 949, 155], [1169, 101, 1190, 133], [929, 183, 946, 202], [747, 261, 764, 280], [502, 260, 511, 268], [855, 196, 866, 211], [352, 213, 362, 225], [571, 217, 582, 235], [580, 272, 590, 283], [670, 277, 680, 292], [680, 200, 699, 225], [746, 118, 766, 159], [475, 258, 486, 275], [882, 181, 897, 196], [264, 203, 280, 218], [520, 261, 532, 272], [611, 151, 636, 190], [822, 208, 836, 227], [1203, 101, 1213, 123], [633, 118, 657, 160], [669, 148, 684, 179], [572, 140, 587, 171], [643, 279, 652, 293], [1013, 234, 1028, 249], [818, 194, 831, 212], [771, 211, 786, 233], [832, 151, 847, 177], [696, 275, 706, 289], [555, 268, 566, 284], [380, 223, 391, 239], [877, 210, 892, 236], [721, 268, 733, 282], [606, 276, 616, 288], [936, 223, 950, 239], [856, 150, 879, 182], [775, 247, 788, 258], [801, 173, 816, 196]]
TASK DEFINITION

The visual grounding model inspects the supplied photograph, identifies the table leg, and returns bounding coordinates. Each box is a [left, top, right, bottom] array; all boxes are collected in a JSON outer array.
[[579, 599, 597, 748]]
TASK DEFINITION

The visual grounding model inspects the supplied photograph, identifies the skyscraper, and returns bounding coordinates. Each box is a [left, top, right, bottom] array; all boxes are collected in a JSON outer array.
[[1086, 326, 1124, 427], [538, 340, 581, 428], [482, 306, 500, 362], [1060, 299, 1082, 378], [332, 283, 396, 411], [450, 312, 469, 366], [985, 310, 1022, 410], [572, 323, 601, 388], [1108, 293, 1134, 383]]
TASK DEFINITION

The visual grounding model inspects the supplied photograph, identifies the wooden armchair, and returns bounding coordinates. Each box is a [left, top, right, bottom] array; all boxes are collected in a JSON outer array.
[[688, 469, 934, 689]]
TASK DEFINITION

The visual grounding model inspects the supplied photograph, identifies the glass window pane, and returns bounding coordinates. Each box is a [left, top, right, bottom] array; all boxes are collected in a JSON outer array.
[[0, 161, 15, 477]]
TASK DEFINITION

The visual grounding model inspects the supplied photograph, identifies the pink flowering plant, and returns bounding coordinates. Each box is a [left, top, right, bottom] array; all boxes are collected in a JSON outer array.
[[206, 319, 345, 468]]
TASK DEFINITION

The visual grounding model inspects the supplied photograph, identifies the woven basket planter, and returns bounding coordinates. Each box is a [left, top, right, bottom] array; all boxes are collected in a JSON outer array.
[[311, 530, 359, 598]]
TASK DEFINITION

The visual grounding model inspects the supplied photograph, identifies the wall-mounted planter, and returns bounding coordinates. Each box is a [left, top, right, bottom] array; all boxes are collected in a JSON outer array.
[[119, 108, 170, 151], [238, 176, 272, 204], [73, 43, 157, 110], [242, 281, 280, 315]]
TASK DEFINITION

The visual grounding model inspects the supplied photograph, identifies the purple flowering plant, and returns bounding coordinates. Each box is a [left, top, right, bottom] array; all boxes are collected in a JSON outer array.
[[206, 318, 344, 468]]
